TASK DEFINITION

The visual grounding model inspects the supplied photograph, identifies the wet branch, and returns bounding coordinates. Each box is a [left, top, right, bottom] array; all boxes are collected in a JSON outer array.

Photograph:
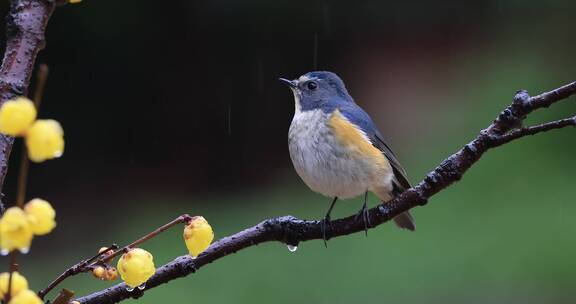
[[0, 0, 56, 213], [75, 83, 576, 304]]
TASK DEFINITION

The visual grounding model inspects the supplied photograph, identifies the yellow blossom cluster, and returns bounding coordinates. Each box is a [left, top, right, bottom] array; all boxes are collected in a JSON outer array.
[[0, 272, 41, 303], [0, 199, 56, 254], [110, 216, 213, 290], [0, 97, 64, 162]]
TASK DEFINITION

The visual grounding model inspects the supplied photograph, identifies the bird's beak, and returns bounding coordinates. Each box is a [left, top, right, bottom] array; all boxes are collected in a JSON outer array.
[[279, 78, 298, 88]]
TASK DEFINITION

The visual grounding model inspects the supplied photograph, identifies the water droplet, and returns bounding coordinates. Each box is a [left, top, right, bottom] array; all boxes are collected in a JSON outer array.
[[19, 247, 29, 254], [287, 245, 298, 252], [190, 255, 197, 260], [126, 286, 134, 292], [1, 249, 9, 256], [138, 284, 146, 290]]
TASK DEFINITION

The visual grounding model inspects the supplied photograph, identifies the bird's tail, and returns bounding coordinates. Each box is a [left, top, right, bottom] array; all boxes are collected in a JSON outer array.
[[393, 211, 416, 231]]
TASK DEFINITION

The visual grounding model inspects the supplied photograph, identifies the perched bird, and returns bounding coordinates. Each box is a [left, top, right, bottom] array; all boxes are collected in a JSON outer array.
[[279, 71, 415, 238]]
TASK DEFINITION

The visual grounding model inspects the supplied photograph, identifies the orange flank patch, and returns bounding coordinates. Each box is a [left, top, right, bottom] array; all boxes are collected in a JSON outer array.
[[328, 110, 388, 168]]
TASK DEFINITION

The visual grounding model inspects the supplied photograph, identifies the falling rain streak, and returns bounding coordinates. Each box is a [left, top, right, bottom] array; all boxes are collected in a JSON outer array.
[[227, 106, 232, 135], [313, 33, 318, 70]]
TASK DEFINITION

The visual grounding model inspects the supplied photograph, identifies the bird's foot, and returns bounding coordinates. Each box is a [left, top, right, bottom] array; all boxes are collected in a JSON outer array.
[[320, 215, 334, 247], [355, 203, 371, 236]]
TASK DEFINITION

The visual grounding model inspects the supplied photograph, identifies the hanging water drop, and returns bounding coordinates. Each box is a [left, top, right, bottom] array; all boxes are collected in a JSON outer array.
[[287, 244, 298, 252], [126, 286, 134, 292], [138, 284, 146, 290], [19, 247, 30, 254], [1, 249, 9, 256]]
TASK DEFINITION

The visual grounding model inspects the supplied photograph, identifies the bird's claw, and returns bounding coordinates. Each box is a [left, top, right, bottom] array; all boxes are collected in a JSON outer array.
[[355, 203, 371, 236], [320, 216, 333, 247]]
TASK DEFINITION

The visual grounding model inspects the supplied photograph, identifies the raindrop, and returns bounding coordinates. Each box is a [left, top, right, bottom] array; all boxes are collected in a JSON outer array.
[[138, 284, 146, 290], [126, 286, 134, 292], [19, 247, 30, 254], [287, 245, 298, 252], [190, 255, 197, 260], [1, 249, 9, 256]]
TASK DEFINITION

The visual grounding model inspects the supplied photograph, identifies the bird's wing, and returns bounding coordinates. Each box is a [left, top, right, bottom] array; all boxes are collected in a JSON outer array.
[[336, 102, 412, 193]]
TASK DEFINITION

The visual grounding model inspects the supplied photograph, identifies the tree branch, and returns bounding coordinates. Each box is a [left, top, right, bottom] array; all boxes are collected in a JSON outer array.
[[494, 116, 576, 146], [0, 0, 56, 213], [74, 83, 576, 303]]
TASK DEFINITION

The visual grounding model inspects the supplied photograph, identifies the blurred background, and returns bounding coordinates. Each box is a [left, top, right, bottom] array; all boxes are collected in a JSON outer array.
[[0, 0, 575, 303]]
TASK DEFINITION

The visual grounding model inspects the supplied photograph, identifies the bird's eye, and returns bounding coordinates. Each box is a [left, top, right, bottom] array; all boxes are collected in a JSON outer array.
[[307, 81, 318, 90]]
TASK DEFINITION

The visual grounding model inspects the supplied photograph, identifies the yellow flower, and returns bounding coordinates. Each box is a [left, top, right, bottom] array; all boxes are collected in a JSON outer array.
[[105, 267, 118, 281], [0, 97, 37, 136], [92, 266, 118, 281], [69, 0, 82, 3], [25, 119, 64, 163], [117, 248, 155, 288], [0, 208, 34, 254], [0, 272, 28, 300], [183, 216, 214, 258], [97, 246, 114, 262], [24, 198, 56, 235], [8, 289, 41, 304], [92, 266, 105, 280]]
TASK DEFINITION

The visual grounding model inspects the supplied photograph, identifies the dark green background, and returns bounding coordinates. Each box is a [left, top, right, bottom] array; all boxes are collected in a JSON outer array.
[[1, 0, 575, 303]]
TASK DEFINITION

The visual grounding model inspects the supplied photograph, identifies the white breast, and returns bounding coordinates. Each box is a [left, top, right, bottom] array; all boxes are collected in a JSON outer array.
[[288, 109, 387, 199]]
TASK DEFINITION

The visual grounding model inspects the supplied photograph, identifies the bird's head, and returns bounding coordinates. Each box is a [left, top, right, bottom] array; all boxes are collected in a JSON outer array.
[[279, 71, 352, 113]]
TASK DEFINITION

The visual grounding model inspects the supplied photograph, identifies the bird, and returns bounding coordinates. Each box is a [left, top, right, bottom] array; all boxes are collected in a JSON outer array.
[[279, 71, 415, 240]]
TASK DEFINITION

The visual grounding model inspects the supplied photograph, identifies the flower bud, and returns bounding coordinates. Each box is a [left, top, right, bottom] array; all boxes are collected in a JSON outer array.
[[0, 272, 28, 300], [8, 289, 42, 304], [0, 97, 36, 136], [183, 216, 214, 258], [105, 267, 118, 281], [117, 248, 155, 288], [0, 208, 34, 254], [24, 198, 56, 235], [25, 119, 64, 163], [92, 266, 106, 280]]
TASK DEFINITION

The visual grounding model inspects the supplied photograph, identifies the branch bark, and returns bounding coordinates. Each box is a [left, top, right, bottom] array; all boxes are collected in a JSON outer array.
[[0, 0, 56, 213], [74, 83, 576, 304]]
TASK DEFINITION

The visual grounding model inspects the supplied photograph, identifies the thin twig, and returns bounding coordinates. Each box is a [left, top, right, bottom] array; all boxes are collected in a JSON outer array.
[[15, 148, 28, 208], [5, 252, 18, 302], [16, 63, 49, 207], [75, 82, 576, 304], [105, 214, 193, 261], [494, 116, 576, 146], [32, 64, 49, 110], [37, 245, 118, 300]]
